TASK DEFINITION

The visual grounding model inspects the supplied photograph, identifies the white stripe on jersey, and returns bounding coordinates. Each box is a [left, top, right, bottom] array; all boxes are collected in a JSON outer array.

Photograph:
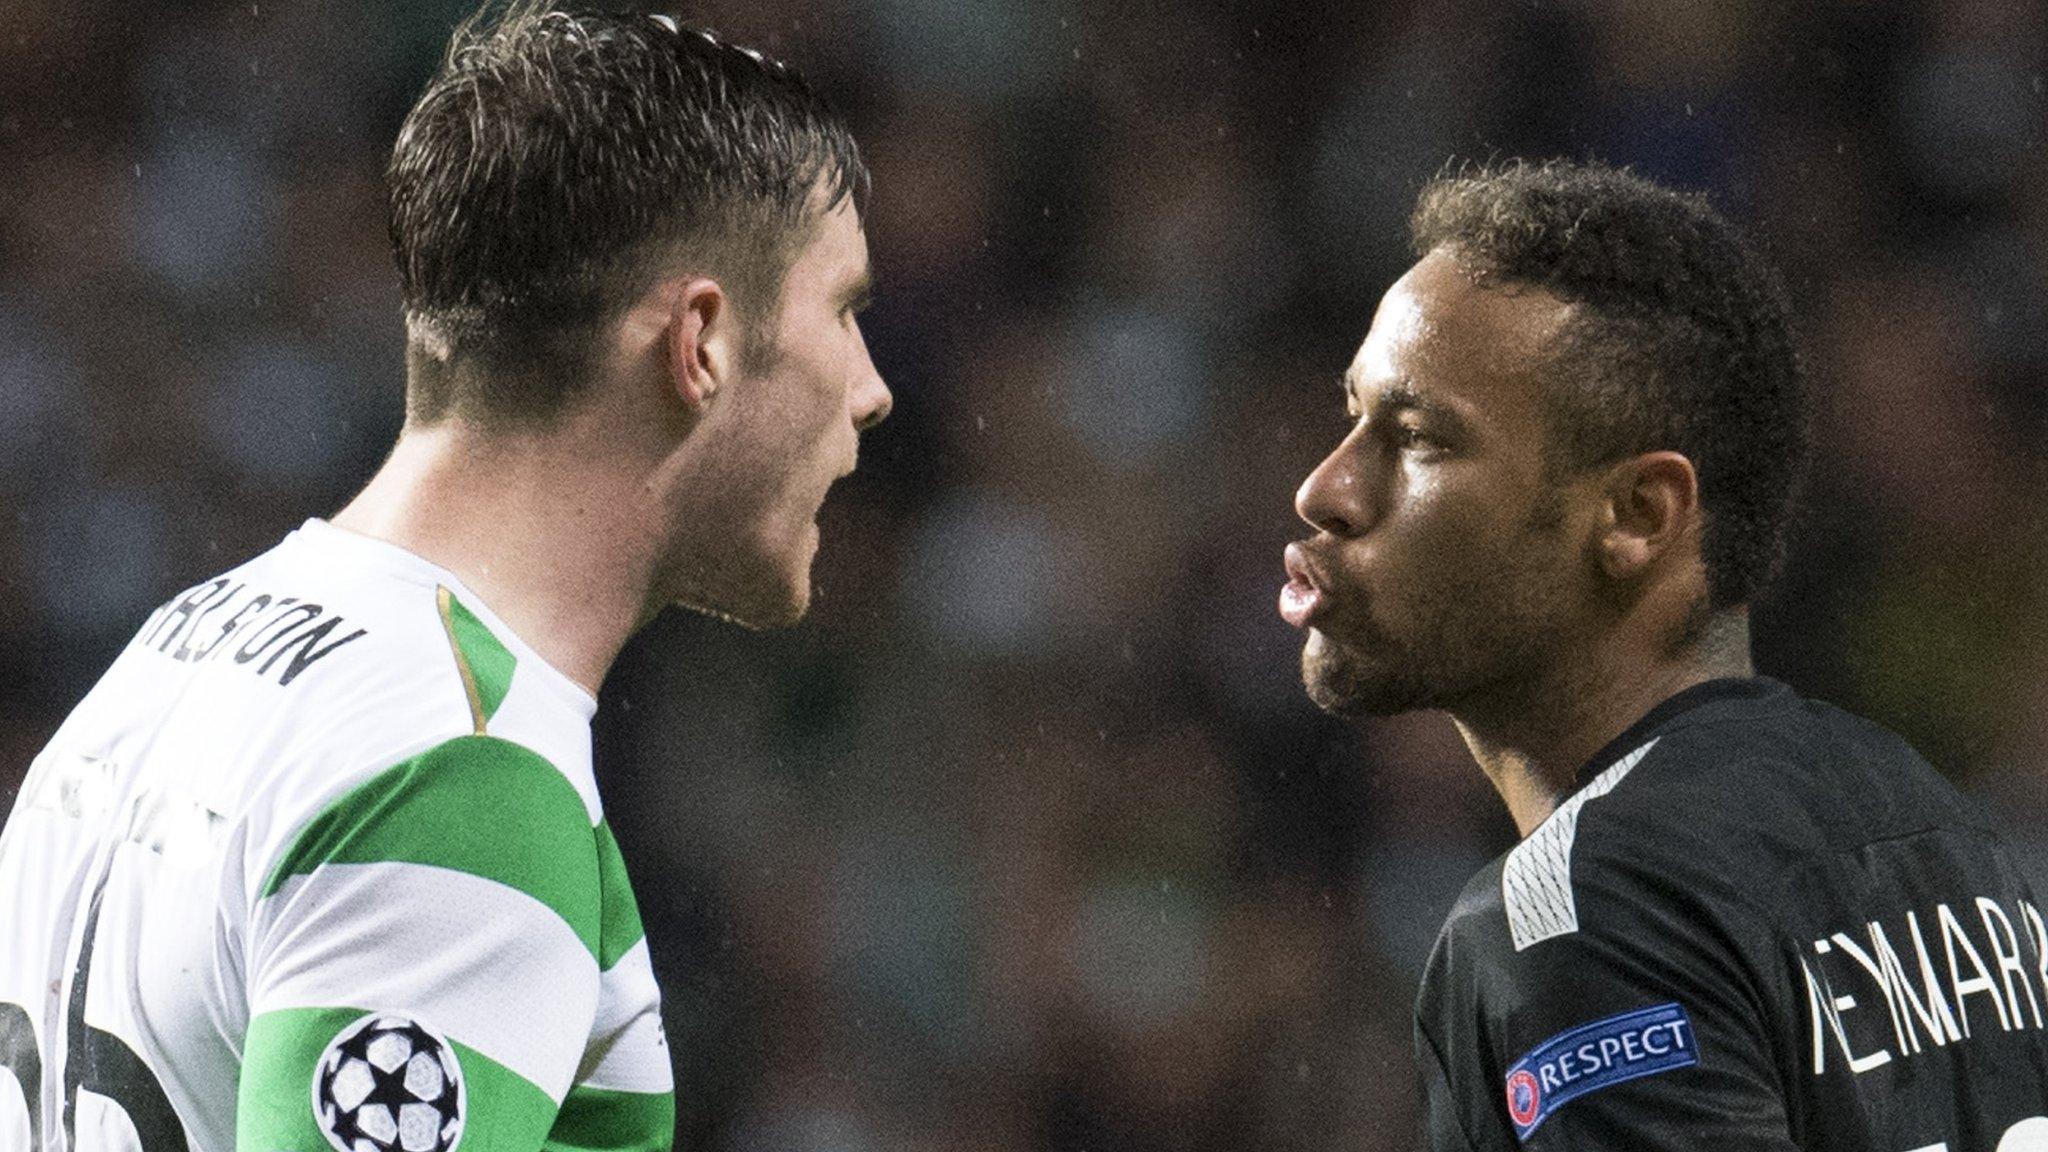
[[578, 939, 673, 1093], [1502, 738, 1660, 951], [254, 862, 599, 1102]]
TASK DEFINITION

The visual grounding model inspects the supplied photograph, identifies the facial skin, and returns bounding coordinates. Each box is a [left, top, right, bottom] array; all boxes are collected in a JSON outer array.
[[1282, 248, 1599, 718], [663, 197, 892, 629]]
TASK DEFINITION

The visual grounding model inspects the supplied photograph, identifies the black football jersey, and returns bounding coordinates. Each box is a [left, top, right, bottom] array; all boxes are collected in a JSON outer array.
[[1416, 677, 2048, 1152]]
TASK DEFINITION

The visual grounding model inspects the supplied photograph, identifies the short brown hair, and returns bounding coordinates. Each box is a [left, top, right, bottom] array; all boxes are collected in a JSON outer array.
[[388, 4, 868, 425]]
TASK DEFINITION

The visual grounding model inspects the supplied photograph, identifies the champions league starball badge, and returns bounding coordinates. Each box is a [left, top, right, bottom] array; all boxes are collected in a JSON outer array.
[[312, 1013, 466, 1152]]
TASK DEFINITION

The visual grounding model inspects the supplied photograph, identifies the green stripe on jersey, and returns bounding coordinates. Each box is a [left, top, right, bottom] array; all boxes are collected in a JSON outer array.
[[441, 589, 517, 727], [263, 735, 602, 958], [595, 821, 646, 971], [545, 1085, 676, 1152], [240, 1006, 557, 1152], [446, 592, 515, 724]]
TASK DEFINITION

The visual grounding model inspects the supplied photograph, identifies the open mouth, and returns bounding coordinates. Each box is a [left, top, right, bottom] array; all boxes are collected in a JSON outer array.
[[1279, 543, 1328, 629]]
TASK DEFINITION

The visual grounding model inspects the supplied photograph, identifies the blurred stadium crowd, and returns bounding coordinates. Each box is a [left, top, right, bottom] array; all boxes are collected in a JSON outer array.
[[3, 1, 2045, 1149]]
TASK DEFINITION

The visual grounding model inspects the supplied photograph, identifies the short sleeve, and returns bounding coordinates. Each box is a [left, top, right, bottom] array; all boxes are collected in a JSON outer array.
[[236, 736, 604, 1152], [1417, 1019, 1484, 1152], [1420, 839, 1800, 1151], [1485, 909, 1795, 1149]]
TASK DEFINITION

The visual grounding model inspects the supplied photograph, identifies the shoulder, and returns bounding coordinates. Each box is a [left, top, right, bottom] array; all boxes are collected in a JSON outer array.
[[1570, 684, 1985, 909], [256, 733, 610, 959], [219, 528, 602, 824], [1429, 730, 1790, 1003], [152, 524, 599, 806], [231, 567, 603, 930], [237, 732, 624, 1136], [1429, 679, 1978, 1002], [1607, 677, 1974, 838]]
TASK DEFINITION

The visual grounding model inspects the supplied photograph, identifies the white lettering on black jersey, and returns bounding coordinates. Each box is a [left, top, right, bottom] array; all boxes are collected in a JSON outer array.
[[1416, 678, 2048, 1152]]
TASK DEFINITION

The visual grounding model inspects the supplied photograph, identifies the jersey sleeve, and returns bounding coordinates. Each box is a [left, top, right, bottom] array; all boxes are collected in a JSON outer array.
[[1417, 1021, 1484, 1152], [235, 735, 606, 1152], [1419, 830, 1799, 1151]]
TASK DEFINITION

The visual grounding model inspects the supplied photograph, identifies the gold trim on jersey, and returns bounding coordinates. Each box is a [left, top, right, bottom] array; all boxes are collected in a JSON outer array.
[[436, 585, 488, 735]]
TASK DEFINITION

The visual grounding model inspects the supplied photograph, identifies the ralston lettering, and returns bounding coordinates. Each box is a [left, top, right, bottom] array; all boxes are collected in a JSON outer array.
[[135, 580, 366, 688]]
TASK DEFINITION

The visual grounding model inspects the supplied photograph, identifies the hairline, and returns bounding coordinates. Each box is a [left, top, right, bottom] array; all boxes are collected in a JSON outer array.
[[1406, 242, 1613, 478], [1404, 163, 1809, 610]]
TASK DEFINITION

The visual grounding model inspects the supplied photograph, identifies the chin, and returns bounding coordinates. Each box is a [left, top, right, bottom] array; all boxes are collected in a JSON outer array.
[[696, 577, 810, 631], [1301, 629, 1437, 718], [672, 551, 813, 632], [744, 584, 812, 631]]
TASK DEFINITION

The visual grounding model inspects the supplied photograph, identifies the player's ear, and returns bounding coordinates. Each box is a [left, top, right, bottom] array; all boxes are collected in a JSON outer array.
[[1596, 450, 1700, 581], [665, 278, 733, 412]]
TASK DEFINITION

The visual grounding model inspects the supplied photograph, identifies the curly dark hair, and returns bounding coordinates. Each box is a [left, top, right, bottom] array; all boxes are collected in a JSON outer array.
[[389, 3, 868, 424], [1410, 160, 1810, 610]]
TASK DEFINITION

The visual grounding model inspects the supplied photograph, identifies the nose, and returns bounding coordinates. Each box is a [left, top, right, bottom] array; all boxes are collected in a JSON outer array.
[[856, 377, 892, 432], [1295, 432, 1373, 536], [851, 329, 892, 432]]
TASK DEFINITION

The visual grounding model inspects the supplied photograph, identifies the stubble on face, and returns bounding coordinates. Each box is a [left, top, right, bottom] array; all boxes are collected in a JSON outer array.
[[1291, 249, 1589, 722], [665, 198, 877, 632], [1302, 486, 1576, 719]]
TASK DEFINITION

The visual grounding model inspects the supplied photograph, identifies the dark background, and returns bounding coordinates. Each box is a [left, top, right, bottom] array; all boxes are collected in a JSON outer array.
[[3, 2, 2045, 1149]]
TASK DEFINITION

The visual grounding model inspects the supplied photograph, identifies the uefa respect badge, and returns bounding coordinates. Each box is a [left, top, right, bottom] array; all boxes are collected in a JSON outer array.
[[1503, 1002, 1697, 1140]]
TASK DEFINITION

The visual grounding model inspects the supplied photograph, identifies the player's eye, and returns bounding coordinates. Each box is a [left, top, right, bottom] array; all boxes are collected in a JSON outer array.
[[1390, 422, 1445, 455]]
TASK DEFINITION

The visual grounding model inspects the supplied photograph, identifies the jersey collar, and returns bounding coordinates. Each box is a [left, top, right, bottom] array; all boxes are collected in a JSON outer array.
[[1569, 676, 1794, 793]]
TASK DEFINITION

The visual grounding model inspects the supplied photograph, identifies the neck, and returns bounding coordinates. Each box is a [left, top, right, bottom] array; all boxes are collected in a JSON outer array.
[[330, 416, 668, 695], [1453, 608, 1753, 838]]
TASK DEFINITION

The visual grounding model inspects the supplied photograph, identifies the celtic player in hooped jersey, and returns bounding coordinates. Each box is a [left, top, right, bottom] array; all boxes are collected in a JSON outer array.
[[0, 6, 889, 1152], [2, 525, 666, 1151]]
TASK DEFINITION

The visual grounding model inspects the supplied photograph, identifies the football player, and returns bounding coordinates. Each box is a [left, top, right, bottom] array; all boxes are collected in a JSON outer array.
[[0, 7, 887, 1152], [1281, 160, 2048, 1151]]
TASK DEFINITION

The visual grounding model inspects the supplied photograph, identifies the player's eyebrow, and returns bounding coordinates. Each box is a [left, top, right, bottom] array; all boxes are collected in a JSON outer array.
[[1344, 373, 1451, 417], [1345, 374, 1471, 435]]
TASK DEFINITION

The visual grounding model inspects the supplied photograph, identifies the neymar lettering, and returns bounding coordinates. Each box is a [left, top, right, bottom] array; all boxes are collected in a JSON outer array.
[[1801, 895, 2048, 1077]]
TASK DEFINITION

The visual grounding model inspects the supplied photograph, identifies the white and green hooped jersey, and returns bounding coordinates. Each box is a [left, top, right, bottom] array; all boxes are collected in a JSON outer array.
[[0, 520, 674, 1152]]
